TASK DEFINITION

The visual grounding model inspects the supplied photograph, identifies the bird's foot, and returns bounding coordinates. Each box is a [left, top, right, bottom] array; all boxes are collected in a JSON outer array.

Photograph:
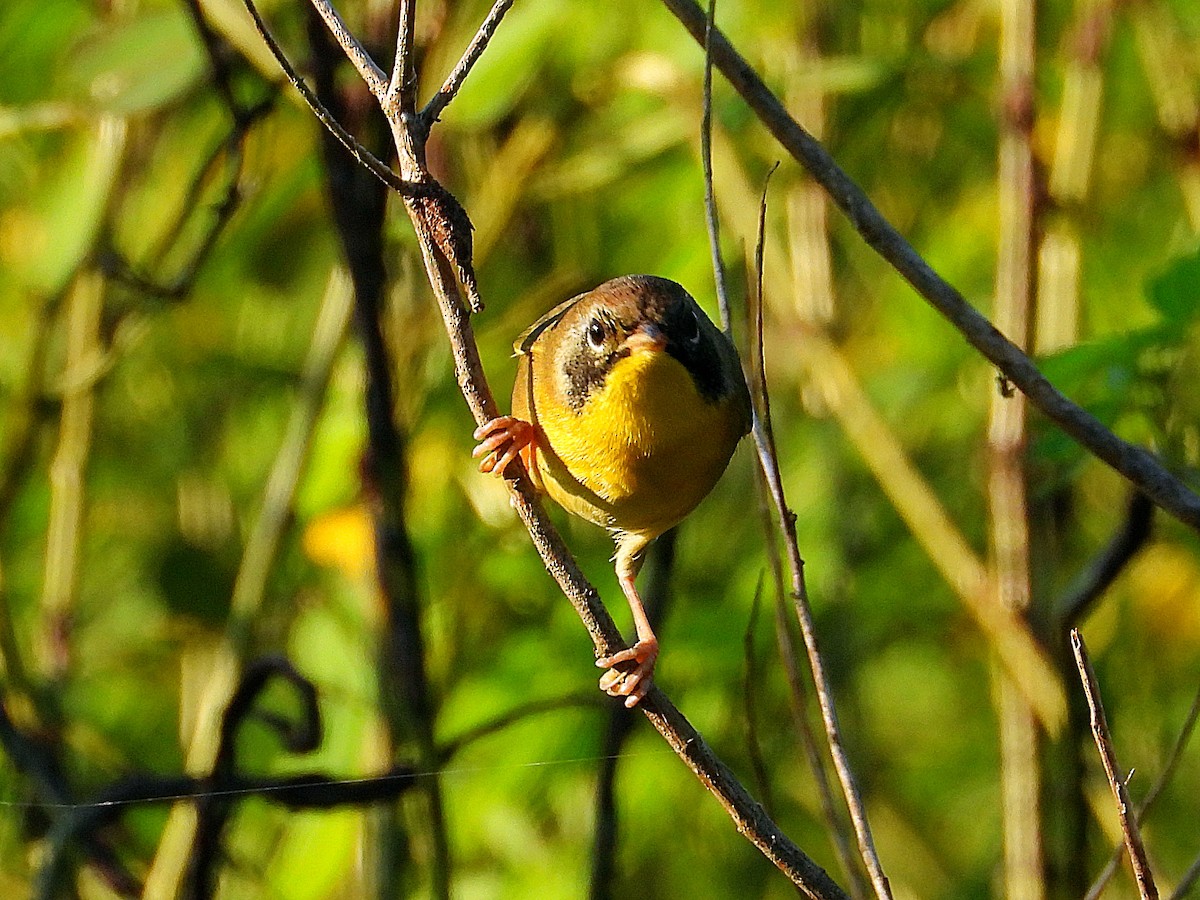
[[472, 416, 535, 476], [596, 638, 658, 708]]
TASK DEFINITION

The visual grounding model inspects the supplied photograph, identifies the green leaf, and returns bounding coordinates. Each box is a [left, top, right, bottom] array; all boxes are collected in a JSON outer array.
[[1147, 244, 1200, 327]]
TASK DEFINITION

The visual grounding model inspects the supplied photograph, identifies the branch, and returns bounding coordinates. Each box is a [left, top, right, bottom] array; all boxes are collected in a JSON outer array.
[[241, 0, 423, 198], [386, 0, 417, 109], [659, 0, 1200, 535], [700, 0, 732, 334], [421, 0, 515, 126], [1070, 630, 1159, 900], [307, 0, 387, 96], [1084, 680, 1200, 900], [747, 170, 891, 900]]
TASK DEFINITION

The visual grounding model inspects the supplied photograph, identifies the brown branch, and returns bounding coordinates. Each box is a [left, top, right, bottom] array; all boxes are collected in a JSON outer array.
[[1070, 629, 1159, 900], [421, 0, 516, 126], [307, 0, 387, 96], [386, 0, 416, 110], [240, 0, 420, 197], [659, 0, 1200, 535], [306, 11, 450, 893], [1084, 681, 1200, 900], [748, 168, 891, 900]]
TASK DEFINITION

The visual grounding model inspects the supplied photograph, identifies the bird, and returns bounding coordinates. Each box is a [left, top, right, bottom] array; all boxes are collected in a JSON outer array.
[[473, 275, 752, 707]]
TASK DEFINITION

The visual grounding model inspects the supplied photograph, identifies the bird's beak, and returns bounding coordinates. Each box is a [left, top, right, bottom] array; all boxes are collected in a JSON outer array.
[[623, 323, 667, 354]]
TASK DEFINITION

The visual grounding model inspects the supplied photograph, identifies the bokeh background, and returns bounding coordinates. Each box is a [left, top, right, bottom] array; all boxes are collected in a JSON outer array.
[[1, 0, 1199, 897]]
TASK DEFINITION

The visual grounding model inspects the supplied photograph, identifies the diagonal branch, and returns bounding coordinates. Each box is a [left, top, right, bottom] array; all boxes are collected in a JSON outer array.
[[1071, 630, 1159, 900], [421, 0, 515, 126], [307, 0, 387, 96], [659, 0, 1200, 535], [242, 0, 419, 197]]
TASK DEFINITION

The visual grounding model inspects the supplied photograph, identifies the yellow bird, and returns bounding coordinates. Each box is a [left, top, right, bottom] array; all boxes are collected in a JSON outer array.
[[474, 275, 752, 706]]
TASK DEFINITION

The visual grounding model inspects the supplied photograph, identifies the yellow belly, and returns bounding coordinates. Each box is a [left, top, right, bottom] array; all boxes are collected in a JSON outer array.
[[533, 350, 743, 540]]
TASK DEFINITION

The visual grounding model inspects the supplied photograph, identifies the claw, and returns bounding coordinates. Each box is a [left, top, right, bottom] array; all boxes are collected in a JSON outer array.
[[597, 638, 658, 708], [472, 416, 535, 477]]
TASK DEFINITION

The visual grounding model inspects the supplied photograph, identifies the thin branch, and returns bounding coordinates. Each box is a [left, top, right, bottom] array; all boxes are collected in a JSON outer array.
[[1071, 629, 1159, 900], [1057, 491, 1154, 626], [387, 0, 417, 110], [701, 0, 732, 334], [659, 0, 1200, 535], [306, 14, 450, 891], [748, 166, 891, 900], [1085, 681, 1200, 900], [421, 0, 516, 126], [307, 0, 388, 96], [241, 0, 420, 197]]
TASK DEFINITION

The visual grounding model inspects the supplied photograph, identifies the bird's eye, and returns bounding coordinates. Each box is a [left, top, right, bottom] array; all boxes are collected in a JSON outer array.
[[683, 310, 702, 347], [586, 319, 607, 350]]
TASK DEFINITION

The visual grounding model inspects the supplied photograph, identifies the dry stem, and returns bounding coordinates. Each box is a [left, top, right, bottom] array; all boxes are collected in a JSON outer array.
[[1071, 629, 1159, 900]]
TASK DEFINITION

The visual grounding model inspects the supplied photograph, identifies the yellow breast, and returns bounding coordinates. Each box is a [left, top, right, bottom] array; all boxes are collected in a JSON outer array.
[[533, 349, 743, 539]]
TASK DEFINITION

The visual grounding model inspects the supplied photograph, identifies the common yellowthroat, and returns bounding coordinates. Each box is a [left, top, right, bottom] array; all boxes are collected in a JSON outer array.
[[473, 275, 752, 707]]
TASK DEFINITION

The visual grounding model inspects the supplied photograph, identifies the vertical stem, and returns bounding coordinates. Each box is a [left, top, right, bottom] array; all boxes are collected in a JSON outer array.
[[39, 270, 105, 687], [991, 0, 1042, 895]]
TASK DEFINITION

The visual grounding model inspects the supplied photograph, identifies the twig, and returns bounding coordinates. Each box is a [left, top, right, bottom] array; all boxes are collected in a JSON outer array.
[[748, 167, 891, 900], [421, 0, 516, 126], [307, 0, 387, 96], [659, 0, 1200, 535], [387, 0, 417, 109], [700, 0, 732, 334], [240, 0, 421, 197], [1057, 491, 1154, 626], [1070, 629, 1159, 900], [1085, 681, 1200, 900]]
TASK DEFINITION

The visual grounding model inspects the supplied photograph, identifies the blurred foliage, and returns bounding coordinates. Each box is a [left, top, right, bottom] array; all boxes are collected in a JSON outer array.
[[1, 0, 1200, 898]]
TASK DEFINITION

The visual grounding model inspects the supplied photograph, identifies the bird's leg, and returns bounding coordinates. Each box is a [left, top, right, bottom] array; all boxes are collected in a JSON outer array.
[[597, 550, 658, 708], [472, 416, 536, 476]]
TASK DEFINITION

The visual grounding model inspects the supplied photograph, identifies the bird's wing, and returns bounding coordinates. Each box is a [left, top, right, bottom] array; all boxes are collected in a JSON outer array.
[[513, 292, 585, 355]]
